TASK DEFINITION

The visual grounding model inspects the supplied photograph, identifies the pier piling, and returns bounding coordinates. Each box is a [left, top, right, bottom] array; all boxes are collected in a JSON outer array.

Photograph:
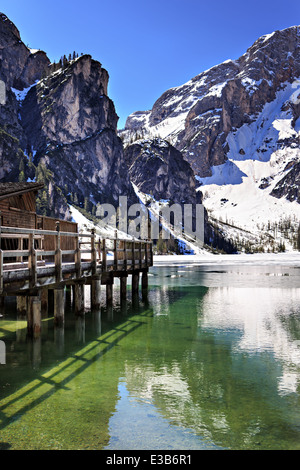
[[54, 287, 65, 325], [0, 226, 153, 334]]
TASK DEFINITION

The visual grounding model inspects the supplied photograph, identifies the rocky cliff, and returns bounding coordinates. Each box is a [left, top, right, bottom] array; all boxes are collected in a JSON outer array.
[[0, 12, 136, 221], [122, 26, 300, 251], [123, 26, 300, 178], [124, 138, 201, 205]]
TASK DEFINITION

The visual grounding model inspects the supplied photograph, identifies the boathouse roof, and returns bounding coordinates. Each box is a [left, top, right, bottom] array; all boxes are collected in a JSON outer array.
[[0, 182, 44, 200]]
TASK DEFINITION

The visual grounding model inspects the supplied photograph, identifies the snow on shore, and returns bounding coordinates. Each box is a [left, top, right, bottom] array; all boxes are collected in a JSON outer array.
[[153, 252, 300, 266]]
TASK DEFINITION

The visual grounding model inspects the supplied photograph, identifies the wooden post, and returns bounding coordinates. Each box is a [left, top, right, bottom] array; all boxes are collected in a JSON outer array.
[[75, 234, 81, 279], [123, 240, 127, 271], [91, 276, 101, 310], [55, 221, 62, 283], [120, 275, 127, 302], [139, 241, 142, 269], [17, 296, 27, 316], [17, 237, 23, 262], [132, 271, 139, 295], [27, 295, 41, 337], [54, 287, 65, 325], [91, 228, 97, 275], [32, 299, 42, 338], [142, 269, 148, 290], [74, 282, 85, 315], [40, 288, 48, 317], [28, 231, 37, 288], [114, 230, 118, 271], [144, 242, 147, 267], [106, 277, 113, 305], [132, 239, 135, 271], [97, 236, 101, 264], [102, 239, 107, 271]]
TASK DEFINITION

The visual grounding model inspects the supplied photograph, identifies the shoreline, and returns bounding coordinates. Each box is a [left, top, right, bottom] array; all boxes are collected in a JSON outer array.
[[153, 252, 300, 267]]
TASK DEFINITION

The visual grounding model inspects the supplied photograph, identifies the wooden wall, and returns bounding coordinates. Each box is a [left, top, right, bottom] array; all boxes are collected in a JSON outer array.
[[38, 216, 78, 253], [0, 193, 37, 229], [0, 192, 78, 261]]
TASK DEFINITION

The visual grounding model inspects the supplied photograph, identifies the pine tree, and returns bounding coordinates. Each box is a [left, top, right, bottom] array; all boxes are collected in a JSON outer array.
[[18, 158, 26, 182], [84, 197, 89, 213]]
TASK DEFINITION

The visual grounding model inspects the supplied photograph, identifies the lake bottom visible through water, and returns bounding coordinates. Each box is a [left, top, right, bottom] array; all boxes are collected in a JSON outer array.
[[0, 262, 300, 450]]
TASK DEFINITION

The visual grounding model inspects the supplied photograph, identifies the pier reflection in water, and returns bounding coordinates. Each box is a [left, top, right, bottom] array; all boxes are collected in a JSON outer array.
[[0, 264, 300, 450]]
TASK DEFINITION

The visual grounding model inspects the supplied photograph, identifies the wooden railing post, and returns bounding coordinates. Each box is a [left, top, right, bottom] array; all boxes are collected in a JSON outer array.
[[97, 237, 101, 263], [75, 233, 81, 279], [124, 240, 127, 271], [91, 228, 97, 275], [114, 230, 118, 271], [102, 239, 107, 271], [55, 221, 62, 283], [28, 231, 37, 288]]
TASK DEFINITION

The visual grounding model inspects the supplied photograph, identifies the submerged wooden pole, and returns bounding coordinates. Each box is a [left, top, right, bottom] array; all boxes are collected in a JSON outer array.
[[54, 287, 65, 325], [27, 296, 41, 337], [106, 281, 113, 306], [120, 275, 127, 302], [91, 276, 101, 310], [74, 282, 85, 315], [132, 271, 139, 295], [16, 295, 27, 316], [142, 269, 148, 290], [40, 288, 49, 317], [32, 299, 42, 338]]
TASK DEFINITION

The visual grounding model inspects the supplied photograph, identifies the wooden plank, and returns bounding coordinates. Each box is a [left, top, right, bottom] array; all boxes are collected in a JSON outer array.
[[2, 250, 30, 257], [102, 239, 107, 271], [91, 228, 97, 276], [28, 232, 37, 288], [114, 231, 118, 271], [55, 224, 62, 283]]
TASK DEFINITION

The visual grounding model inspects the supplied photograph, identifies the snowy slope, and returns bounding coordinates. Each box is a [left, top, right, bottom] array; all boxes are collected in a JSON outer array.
[[197, 78, 300, 250]]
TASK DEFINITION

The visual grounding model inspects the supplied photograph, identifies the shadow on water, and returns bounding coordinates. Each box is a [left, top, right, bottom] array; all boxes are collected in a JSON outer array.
[[1, 264, 300, 450], [0, 284, 194, 443]]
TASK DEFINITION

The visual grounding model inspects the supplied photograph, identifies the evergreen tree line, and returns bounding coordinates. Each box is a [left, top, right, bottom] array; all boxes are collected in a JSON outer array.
[[41, 51, 83, 79], [18, 155, 55, 216], [210, 214, 300, 253]]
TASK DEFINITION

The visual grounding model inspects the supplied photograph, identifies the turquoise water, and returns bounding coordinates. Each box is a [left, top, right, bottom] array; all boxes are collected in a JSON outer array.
[[0, 262, 300, 450]]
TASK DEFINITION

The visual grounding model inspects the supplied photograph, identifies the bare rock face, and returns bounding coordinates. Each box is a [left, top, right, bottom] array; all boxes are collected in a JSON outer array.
[[123, 26, 300, 179], [271, 161, 300, 203], [0, 13, 136, 218], [124, 138, 201, 205], [0, 13, 49, 89], [20, 55, 112, 151]]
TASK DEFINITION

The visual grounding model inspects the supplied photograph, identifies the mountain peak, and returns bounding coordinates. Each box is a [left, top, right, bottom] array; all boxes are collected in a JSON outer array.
[[0, 12, 21, 39]]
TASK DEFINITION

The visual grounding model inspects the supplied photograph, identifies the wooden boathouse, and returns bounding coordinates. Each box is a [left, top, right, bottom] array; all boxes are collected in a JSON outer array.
[[0, 183, 153, 336]]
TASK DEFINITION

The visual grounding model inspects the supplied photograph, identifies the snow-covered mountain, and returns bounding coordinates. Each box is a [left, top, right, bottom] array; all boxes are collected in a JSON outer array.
[[121, 26, 300, 252]]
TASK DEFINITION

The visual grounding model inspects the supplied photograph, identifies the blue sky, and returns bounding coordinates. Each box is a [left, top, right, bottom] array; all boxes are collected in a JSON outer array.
[[1, 0, 300, 128]]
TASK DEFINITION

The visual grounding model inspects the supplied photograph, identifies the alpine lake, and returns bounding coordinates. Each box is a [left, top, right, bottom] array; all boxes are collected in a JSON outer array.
[[0, 258, 300, 450]]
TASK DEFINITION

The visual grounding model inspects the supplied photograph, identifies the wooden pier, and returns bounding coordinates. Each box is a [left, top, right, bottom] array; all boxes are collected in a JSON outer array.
[[0, 223, 153, 336]]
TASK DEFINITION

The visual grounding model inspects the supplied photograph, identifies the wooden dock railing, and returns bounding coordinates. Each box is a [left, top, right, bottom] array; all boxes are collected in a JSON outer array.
[[0, 223, 153, 294]]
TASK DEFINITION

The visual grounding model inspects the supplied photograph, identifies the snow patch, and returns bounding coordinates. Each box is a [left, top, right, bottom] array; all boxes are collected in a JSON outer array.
[[11, 80, 38, 101]]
